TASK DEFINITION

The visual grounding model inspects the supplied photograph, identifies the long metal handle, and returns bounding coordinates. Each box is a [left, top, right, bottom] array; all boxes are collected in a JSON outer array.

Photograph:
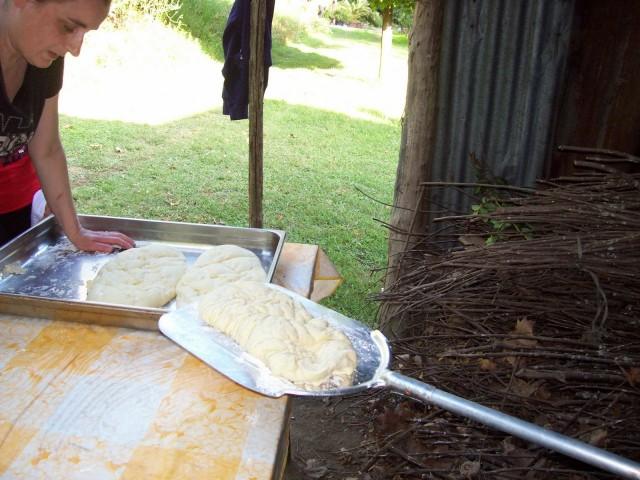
[[382, 370, 640, 479]]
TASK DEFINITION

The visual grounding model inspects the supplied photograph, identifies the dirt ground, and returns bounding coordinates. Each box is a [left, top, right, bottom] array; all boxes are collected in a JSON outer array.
[[283, 395, 373, 480]]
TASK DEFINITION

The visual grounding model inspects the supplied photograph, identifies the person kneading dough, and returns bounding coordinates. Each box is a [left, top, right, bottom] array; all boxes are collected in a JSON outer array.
[[87, 244, 187, 307], [199, 282, 357, 390]]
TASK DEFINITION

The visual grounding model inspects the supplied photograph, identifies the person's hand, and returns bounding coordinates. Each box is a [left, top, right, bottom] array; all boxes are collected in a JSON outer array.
[[69, 227, 135, 253]]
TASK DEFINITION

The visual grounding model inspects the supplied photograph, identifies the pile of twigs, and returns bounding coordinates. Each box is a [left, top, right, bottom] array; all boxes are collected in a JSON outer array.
[[358, 164, 640, 479]]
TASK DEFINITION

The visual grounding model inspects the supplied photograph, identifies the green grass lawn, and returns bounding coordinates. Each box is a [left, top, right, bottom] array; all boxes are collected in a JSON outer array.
[[62, 100, 400, 324]]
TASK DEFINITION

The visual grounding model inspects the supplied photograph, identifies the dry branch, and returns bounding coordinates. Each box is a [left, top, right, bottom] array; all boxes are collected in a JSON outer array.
[[358, 165, 640, 479]]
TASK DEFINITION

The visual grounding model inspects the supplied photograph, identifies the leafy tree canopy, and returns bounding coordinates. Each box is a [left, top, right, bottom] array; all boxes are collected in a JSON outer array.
[[368, 0, 415, 11]]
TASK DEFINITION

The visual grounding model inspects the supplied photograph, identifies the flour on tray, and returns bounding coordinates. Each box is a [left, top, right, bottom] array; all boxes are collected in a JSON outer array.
[[2, 262, 26, 275]]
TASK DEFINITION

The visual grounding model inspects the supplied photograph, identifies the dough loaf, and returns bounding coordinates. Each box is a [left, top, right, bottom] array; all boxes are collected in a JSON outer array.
[[87, 244, 187, 308], [176, 244, 266, 306], [199, 282, 357, 390]]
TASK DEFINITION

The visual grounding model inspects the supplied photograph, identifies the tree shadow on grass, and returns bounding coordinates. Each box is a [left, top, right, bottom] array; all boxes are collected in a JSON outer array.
[[272, 42, 341, 69], [294, 33, 330, 49], [330, 26, 380, 44], [330, 25, 408, 49], [178, 0, 341, 69]]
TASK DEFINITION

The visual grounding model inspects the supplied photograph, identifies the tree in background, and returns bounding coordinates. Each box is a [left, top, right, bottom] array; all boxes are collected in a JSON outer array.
[[109, 0, 182, 26], [369, 0, 414, 79], [320, 0, 414, 79], [321, 0, 378, 26]]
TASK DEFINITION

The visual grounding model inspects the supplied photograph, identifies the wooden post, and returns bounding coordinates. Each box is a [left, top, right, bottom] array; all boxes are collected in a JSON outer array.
[[380, 0, 445, 336], [249, 0, 266, 228]]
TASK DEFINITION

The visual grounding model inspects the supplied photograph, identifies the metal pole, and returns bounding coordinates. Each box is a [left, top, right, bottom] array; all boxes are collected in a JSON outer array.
[[384, 370, 640, 479]]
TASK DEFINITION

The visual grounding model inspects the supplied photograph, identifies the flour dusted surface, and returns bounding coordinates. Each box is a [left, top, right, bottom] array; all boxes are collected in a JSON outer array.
[[87, 245, 187, 307], [198, 282, 357, 390]]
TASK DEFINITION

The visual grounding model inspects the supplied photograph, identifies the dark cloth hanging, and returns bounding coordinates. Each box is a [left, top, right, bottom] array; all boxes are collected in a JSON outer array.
[[221, 0, 275, 121]]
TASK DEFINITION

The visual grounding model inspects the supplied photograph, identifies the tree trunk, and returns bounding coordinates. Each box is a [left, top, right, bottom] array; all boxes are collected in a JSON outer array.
[[378, 6, 394, 80], [379, 0, 445, 336]]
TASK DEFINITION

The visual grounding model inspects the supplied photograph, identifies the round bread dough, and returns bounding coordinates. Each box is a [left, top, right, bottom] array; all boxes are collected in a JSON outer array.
[[176, 245, 266, 306], [198, 282, 357, 390], [87, 244, 187, 308]]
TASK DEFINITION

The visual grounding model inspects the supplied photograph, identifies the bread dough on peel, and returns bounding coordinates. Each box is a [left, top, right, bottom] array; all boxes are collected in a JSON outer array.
[[198, 282, 357, 390], [87, 244, 187, 308], [176, 244, 266, 306]]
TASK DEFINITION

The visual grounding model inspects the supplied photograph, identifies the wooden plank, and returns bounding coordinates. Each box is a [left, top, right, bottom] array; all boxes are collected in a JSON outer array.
[[0, 316, 289, 479], [310, 248, 343, 302], [273, 243, 319, 299], [248, 0, 267, 228]]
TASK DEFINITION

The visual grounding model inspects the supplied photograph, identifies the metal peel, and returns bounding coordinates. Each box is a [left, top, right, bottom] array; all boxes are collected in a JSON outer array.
[[159, 284, 640, 479]]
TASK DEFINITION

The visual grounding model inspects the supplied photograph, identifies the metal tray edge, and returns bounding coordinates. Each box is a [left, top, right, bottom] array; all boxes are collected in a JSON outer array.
[[0, 293, 161, 330], [0, 215, 287, 330]]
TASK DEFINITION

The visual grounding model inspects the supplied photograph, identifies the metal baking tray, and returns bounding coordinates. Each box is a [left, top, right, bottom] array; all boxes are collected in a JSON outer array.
[[0, 215, 285, 330]]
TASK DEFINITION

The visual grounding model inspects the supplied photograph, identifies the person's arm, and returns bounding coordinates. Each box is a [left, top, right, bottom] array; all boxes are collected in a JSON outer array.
[[28, 94, 135, 252]]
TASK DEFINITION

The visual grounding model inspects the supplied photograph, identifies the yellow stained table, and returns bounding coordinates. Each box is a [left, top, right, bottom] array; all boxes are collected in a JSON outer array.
[[0, 243, 335, 479]]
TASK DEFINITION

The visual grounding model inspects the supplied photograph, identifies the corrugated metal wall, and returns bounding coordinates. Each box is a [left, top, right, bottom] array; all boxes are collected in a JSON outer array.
[[430, 0, 574, 214]]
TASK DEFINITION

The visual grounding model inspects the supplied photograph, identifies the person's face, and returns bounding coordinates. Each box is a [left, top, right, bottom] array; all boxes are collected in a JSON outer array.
[[11, 0, 109, 68]]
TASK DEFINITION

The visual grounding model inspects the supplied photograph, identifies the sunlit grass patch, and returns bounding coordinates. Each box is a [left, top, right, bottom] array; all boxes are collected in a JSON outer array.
[[62, 100, 400, 323]]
